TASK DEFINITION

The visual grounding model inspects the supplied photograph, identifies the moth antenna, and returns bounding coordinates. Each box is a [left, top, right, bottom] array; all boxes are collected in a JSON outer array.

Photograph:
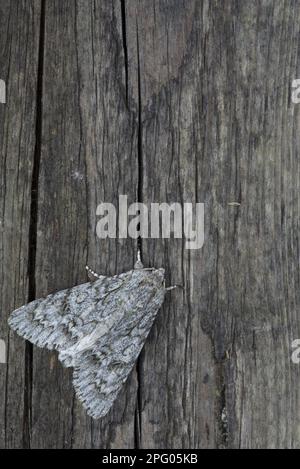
[[165, 285, 183, 291], [134, 248, 144, 269], [86, 265, 103, 280]]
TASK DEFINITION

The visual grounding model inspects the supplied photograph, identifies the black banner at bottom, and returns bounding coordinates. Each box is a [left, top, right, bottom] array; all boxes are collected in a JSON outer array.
[[0, 447, 278, 461], [0, 449, 200, 464]]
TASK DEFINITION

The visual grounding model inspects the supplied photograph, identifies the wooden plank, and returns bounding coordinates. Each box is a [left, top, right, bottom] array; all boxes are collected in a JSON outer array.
[[30, 0, 138, 449], [0, 0, 41, 449], [124, 0, 300, 449], [124, 0, 219, 449]]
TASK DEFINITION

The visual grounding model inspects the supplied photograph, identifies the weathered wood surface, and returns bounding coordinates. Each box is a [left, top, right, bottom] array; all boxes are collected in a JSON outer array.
[[1, 0, 300, 449], [0, 0, 42, 448]]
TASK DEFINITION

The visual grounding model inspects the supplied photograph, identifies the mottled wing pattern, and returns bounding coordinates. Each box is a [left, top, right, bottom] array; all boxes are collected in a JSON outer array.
[[72, 278, 166, 418], [8, 274, 128, 352], [8, 267, 166, 419]]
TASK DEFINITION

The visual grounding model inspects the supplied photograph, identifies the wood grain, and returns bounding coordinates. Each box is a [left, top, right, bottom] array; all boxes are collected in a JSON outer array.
[[1, 0, 300, 449], [0, 0, 41, 448]]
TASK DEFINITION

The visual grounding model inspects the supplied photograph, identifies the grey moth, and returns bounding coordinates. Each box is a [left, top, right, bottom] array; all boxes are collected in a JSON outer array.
[[8, 253, 175, 419]]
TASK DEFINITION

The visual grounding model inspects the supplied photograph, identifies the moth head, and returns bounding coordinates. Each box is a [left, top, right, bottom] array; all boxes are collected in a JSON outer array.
[[134, 267, 165, 290]]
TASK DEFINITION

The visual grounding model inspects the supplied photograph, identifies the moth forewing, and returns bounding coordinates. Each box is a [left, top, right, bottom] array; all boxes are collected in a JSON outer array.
[[72, 268, 166, 419], [8, 266, 166, 419]]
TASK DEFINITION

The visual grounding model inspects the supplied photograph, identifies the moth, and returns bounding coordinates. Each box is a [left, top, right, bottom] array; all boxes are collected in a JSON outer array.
[[8, 252, 176, 419]]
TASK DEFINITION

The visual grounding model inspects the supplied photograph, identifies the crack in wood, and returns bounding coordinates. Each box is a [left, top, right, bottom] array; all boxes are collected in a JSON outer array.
[[120, 0, 129, 106], [23, 0, 46, 449], [134, 14, 143, 451], [216, 362, 229, 449]]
